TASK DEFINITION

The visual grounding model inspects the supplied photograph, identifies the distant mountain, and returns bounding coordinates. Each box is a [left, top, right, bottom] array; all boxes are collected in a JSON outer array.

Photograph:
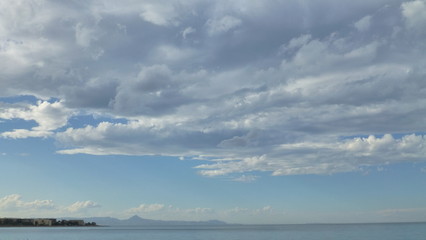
[[82, 215, 227, 226]]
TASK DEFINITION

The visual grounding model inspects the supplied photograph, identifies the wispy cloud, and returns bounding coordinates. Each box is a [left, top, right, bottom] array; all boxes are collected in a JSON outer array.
[[124, 203, 280, 223], [66, 201, 101, 213], [127, 204, 165, 214], [232, 175, 259, 182]]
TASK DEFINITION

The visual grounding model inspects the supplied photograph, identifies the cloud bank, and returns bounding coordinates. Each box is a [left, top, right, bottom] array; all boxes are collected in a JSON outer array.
[[1, 0, 426, 177], [3, 194, 426, 223], [0, 194, 100, 218]]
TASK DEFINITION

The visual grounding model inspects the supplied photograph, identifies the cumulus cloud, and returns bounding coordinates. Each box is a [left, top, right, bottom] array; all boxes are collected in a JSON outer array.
[[0, 194, 55, 211], [2, 0, 426, 177], [66, 201, 100, 213], [0, 0, 51, 36], [0, 101, 73, 138], [0, 194, 101, 218]]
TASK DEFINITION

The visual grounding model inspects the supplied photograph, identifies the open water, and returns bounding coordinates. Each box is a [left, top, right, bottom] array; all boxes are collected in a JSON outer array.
[[1, 222, 426, 240]]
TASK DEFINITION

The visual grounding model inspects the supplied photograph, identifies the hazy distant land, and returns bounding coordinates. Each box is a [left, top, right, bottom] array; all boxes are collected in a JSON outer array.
[[82, 215, 227, 226], [0, 218, 96, 227], [0, 215, 227, 227]]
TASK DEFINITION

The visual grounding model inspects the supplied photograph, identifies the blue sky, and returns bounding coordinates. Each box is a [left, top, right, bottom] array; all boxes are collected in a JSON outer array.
[[1, 0, 426, 224]]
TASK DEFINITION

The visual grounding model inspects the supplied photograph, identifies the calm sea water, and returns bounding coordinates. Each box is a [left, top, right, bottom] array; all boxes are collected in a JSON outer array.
[[1, 223, 426, 240]]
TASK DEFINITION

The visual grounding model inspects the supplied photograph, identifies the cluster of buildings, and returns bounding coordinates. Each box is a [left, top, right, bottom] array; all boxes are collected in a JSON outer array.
[[0, 218, 96, 227]]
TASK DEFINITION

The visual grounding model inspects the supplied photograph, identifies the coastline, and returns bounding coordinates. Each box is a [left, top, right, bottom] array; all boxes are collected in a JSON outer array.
[[0, 218, 97, 227]]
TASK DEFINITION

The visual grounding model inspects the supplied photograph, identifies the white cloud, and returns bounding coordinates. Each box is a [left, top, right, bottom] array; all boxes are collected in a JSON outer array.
[[220, 206, 281, 223], [342, 134, 426, 157], [140, 3, 179, 26], [152, 45, 197, 62], [75, 23, 99, 47], [0, 194, 278, 223], [0, 38, 62, 77], [127, 204, 165, 214], [378, 207, 426, 216], [354, 15, 372, 32], [0, 0, 50, 36], [401, 0, 426, 31], [232, 175, 259, 182], [4, 193, 425, 224], [0, 194, 55, 211], [196, 134, 426, 176], [0, 194, 102, 218], [376, 208, 426, 222], [0, 101, 73, 139], [2, 129, 53, 139], [2, 0, 426, 178], [124, 203, 215, 221], [0, 194, 56, 218], [206, 15, 242, 35], [280, 34, 312, 54], [124, 203, 282, 223], [66, 201, 100, 213], [182, 26, 196, 39]]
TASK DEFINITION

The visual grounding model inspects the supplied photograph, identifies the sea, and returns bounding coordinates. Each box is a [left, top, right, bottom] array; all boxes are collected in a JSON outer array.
[[1, 222, 426, 240]]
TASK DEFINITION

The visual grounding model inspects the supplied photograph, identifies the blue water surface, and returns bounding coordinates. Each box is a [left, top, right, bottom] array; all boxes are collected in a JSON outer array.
[[1, 223, 425, 240]]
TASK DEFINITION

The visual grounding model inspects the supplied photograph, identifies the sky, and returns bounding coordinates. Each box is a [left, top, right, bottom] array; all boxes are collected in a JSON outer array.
[[1, 0, 426, 224]]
